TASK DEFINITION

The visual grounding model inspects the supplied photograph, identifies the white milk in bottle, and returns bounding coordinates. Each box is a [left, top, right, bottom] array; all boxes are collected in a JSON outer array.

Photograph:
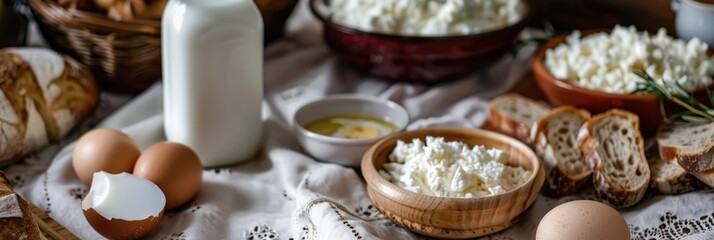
[[162, 0, 263, 167]]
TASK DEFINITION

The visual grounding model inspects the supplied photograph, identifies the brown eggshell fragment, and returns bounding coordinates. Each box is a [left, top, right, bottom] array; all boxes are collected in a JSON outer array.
[[83, 208, 163, 240], [133, 142, 203, 209]]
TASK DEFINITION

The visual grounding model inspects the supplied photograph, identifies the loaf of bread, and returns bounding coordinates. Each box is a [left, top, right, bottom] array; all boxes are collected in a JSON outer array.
[[577, 109, 650, 208], [0, 171, 43, 240], [532, 106, 592, 197], [489, 94, 551, 144], [657, 122, 714, 173], [0, 48, 99, 166]]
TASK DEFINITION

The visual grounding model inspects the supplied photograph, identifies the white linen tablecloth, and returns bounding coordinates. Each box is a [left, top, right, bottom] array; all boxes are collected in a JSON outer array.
[[5, 1, 714, 239]]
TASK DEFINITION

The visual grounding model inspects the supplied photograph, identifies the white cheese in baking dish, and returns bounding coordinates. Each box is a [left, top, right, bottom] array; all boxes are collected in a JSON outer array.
[[378, 136, 531, 198], [544, 25, 714, 94], [327, 0, 524, 36]]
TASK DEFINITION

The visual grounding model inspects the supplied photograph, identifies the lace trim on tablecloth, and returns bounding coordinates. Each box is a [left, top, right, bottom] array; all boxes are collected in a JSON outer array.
[[630, 211, 714, 240], [246, 225, 280, 240]]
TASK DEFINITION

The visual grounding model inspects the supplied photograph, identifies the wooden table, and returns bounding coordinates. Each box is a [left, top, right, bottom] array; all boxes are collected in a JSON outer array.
[[30, 202, 78, 240]]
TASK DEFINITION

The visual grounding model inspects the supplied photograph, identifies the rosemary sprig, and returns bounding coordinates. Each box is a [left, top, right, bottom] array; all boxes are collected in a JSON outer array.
[[633, 71, 714, 123]]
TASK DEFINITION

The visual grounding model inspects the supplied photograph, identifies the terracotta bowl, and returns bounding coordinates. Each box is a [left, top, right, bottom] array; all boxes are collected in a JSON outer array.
[[309, 0, 529, 83], [533, 29, 713, 134], [361, 127, 544, 239]]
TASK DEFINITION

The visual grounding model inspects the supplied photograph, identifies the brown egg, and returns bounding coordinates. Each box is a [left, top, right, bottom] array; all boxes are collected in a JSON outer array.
[[72, 129, 141, 185], [536, 200, 630, 240], [133, 142, 202, 209]]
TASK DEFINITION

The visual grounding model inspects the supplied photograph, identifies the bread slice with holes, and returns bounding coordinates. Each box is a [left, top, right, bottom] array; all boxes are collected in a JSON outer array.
[[532, 106, 592, 197], [657, 122, 714, 173], [647, 150, 700, 195], [577, 109, 650, 208], [489, 94, 550, 144]]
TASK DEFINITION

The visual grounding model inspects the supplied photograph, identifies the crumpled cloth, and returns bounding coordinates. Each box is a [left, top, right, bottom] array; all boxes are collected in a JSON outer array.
[[4, 1, 713, 239]]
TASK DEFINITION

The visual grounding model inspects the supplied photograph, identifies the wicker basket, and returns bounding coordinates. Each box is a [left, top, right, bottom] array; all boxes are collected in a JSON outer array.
[[28, 0, 297, 93]]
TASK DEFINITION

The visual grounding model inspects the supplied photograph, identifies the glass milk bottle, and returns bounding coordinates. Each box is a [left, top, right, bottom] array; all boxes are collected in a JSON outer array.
[[162, 0, 263, 167]]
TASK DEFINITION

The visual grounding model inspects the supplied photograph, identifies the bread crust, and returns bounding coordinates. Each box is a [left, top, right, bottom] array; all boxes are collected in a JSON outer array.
[[650, 173, 700, 195], [0, 171, 43, 240], [678, 151, 714, 173], [0, 49, 98, 165], [692, 168, 714, 188], [657, 123, 714, 173], [648, 154, 701, 195], [488, 106, 531, 143], [657, 124, 680, 163], [532, 106, 592, 197], [488, 94, 550, 144], [577, 109, 650, 208]]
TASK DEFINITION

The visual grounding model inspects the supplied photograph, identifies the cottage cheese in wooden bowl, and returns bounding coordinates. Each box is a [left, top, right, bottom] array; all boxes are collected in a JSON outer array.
[[361, 127, 544, 239], [379, 136, 531, 198]]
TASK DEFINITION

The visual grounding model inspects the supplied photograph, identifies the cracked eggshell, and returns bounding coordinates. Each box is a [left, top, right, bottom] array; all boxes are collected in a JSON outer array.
[[82, 172, 165, 240]]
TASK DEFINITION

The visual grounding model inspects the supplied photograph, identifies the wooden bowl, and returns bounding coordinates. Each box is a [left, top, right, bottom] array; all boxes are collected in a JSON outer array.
[[361, 127, 545, 239], [532, 29, 713, 134]]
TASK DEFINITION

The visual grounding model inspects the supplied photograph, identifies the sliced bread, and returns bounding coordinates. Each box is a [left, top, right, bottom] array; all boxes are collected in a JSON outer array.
[[577, 109, 650, 208], [692, 168, 714, 188], [0, 171, 43, 240], [489, 94, 551, 144], [647, 150, 700, 195], [657, 122, 714, 173], [532, 106, 592, 197]]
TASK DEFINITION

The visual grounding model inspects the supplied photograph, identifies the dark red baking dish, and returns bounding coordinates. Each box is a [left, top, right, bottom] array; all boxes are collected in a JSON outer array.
[[309, 0, 530, 83]]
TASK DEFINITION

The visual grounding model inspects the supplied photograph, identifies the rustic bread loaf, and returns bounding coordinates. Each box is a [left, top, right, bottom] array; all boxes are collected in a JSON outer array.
[[657, 122, 714, 173], [489, 94, 550, 143], [0, 171, 43, 240], [532, 106, 592, 197], [577, 109, 650, 208], [0, 48, 99, 165], [647, 150, 700, 195]]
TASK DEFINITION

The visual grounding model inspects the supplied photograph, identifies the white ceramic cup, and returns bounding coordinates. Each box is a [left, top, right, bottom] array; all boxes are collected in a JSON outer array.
[[673, 0, 714, 46]]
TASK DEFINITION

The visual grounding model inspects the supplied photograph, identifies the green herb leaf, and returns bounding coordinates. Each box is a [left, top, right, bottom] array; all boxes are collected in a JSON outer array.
[[634, 71, 714, 123], [682, 115, 711, 123]]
